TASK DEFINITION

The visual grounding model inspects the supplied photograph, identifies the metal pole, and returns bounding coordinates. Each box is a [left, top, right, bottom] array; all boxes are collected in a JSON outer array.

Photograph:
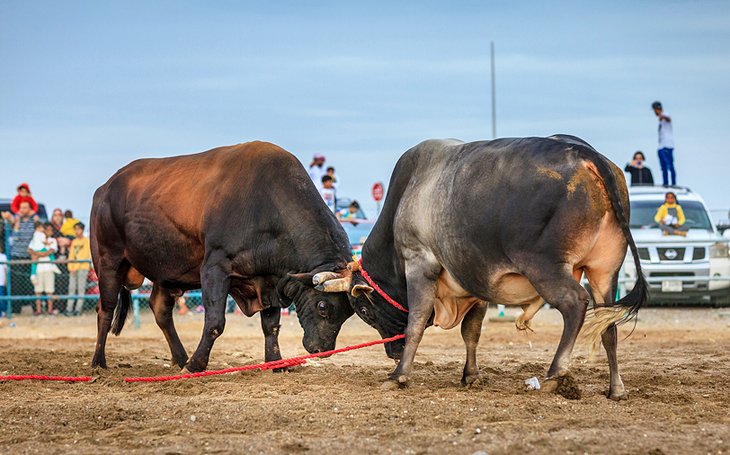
[[3, 221, 11, 319], [490, 41, 497, 139]]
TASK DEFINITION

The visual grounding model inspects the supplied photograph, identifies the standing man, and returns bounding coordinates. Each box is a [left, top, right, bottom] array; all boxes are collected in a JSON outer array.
[[308, 154, 327, 189], [652, 101, 676, 187], [1, 201, 39, 313]]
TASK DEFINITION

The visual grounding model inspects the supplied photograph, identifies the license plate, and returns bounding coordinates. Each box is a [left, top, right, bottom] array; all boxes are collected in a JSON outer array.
[[662, 280, 683, 292]]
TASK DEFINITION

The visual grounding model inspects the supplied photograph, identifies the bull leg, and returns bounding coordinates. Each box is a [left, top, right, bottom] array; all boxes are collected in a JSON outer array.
[[184, 257, 230, 373], [91, 269, 122, 369], [260, 306, 284, 364], [384, 256, 440, 388], [149, 284, 188, 369], [526, 267, 590, 388], [586, 269, 627, 400], [460, 301, 487, 386]]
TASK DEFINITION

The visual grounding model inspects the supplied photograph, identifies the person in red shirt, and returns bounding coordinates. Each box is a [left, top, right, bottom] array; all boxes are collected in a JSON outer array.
[[10, 183, 39, 215]]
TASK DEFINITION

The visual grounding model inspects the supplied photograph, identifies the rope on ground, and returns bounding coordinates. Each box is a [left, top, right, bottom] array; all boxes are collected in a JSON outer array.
[[125, 333, 405, 383], [0, 334, 406, 383], [0, 375, 93, 382]]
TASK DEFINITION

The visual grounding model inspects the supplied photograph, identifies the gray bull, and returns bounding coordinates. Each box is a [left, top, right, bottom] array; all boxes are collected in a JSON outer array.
[[320, 135, 648, 399]]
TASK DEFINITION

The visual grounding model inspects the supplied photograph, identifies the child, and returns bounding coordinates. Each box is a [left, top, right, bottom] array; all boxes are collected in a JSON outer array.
[[28, 221, 48, 283], [10, 183, 39, 215], [320, 175, 336, 213], [67, 222, 91, 316], [337, 200, 361, 220], [60, 210, 81, 238], [655, 191, 689, 236]]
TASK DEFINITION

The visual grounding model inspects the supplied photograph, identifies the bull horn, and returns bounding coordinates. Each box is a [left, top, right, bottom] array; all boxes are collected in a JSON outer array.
[[312, 271, 342, 286], [346, 261, 360, 272], [315, 276, 352, 293]]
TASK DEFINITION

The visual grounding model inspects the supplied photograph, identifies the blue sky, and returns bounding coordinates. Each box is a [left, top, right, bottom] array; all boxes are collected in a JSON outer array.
[[1, 0, 729, 222]]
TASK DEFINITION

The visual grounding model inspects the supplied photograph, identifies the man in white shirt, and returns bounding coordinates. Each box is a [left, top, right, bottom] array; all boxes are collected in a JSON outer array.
[[28, 222, 58, 315], [308, 154, 327, 189], [0, 249, 7, 316], [652, 101, 676, 187]]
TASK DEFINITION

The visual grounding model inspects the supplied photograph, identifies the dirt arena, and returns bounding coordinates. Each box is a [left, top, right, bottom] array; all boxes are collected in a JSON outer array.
[[1, 307, 729, 454]]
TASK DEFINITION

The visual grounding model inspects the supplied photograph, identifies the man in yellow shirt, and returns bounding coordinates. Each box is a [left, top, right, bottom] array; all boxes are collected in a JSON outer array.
[[654, 191, 689, 237], [67, 222, 92, 316]]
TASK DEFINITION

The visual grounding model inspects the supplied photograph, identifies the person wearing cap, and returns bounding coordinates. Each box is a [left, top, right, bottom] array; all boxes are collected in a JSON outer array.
[[652, 101, 676, 187], [10, 183, 39, 215], [308, 154, 327, 189]]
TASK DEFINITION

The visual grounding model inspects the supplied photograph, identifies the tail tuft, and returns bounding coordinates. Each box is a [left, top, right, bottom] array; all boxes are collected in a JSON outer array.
[[111, 288, 131, 336], [584, 273, 648, 358]]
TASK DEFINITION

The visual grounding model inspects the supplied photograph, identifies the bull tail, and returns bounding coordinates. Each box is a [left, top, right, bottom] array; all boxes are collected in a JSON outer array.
[[563, 138, 649, 351], [111, 287, 132, 336]]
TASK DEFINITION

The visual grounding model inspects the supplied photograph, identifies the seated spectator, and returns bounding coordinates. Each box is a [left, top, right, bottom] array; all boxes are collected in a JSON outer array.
[[67, 222, 91, 316], [10, 183, 39, 215], [60, 210, 80, 238], [655, 191, 689, 236], [320, 175, 336, 212], [624, 151, 654, 186], [337, 200, 361, 221]]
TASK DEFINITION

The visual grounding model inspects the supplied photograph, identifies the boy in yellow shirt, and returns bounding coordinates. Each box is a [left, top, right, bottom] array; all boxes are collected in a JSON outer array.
[[60, 210, 81, 238], [67, 222, 92, 316], [654, 191, 689, 237]]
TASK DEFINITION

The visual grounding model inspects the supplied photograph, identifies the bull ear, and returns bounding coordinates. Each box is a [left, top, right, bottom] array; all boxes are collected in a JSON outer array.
[[351, 284, 374, 297]]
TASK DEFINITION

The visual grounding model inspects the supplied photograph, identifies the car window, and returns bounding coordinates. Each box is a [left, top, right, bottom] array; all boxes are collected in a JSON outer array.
[[630, 200, 713, 230]]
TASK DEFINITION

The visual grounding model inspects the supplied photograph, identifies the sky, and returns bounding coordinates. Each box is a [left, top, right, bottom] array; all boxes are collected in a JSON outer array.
[[1, 0, 729, 224]]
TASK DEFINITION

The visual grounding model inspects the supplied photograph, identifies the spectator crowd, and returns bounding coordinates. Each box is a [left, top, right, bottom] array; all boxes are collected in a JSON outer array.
[[1, 183, 92, 316]]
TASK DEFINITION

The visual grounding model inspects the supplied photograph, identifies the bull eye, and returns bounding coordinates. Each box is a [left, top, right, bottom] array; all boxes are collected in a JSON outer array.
[[359, 306, 370, 320], [317, 301, 328, 317]]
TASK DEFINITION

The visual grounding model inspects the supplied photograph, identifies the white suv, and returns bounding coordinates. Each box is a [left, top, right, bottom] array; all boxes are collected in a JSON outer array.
[[621, 186, 730, 305]]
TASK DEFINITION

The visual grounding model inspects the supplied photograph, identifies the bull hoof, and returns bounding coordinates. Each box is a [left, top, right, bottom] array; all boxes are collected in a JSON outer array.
[[180, 367, 193, 375], [542, 375, 582, 400], [461, 374, 481, 387], [541, 378, 559, 394], [607, 388, 628, 401]]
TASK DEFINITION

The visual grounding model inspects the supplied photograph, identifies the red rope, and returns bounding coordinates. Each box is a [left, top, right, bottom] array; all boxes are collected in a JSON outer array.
[[0, 375, 93, 382], [0, 335, 405, 384], [357, 258, 408, 313], [124, 333, 406, 383]]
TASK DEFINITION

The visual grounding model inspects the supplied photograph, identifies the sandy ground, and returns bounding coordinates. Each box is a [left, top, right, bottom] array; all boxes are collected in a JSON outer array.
[[1, 306, 729, 454]]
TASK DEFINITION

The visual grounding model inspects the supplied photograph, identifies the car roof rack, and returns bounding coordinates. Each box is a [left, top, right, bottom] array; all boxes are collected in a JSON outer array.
[[628, 185, 693, 195]]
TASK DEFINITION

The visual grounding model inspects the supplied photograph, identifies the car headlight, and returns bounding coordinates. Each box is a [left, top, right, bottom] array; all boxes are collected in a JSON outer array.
[[710, 242, 729, 258]]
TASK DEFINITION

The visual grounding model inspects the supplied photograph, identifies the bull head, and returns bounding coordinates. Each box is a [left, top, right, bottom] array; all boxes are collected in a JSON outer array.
[[276, 269, 354, 354]]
